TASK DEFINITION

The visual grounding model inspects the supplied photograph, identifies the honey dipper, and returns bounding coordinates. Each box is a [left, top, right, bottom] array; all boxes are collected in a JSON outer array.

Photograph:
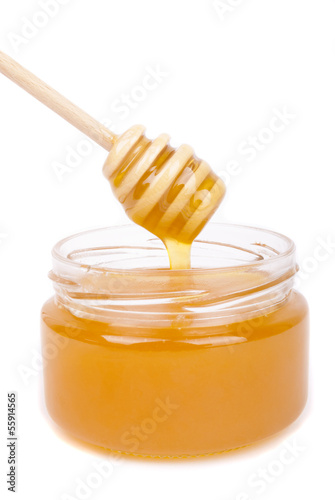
[[0, 51, 226, 269]]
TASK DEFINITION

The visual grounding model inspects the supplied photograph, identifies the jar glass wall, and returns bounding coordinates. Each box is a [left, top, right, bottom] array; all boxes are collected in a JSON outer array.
[[41, 224, 309, 457]]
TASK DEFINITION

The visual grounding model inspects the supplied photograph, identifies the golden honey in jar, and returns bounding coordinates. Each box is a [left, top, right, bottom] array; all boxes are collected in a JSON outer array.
[[41, 224, 309, 457]]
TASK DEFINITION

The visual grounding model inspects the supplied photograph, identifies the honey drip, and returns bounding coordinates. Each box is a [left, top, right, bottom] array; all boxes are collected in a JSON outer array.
[[103, 125, 226, 269]]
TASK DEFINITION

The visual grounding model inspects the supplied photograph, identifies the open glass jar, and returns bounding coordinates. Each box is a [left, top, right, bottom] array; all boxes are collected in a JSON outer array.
[[41, 223, 309, 457]]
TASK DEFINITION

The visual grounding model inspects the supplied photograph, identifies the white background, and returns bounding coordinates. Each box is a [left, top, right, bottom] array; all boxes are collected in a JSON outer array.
[[1, 0, 334, 499]]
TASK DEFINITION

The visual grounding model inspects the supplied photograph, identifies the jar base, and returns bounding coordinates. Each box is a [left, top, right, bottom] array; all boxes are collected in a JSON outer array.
[[45, 403, 307, 460]]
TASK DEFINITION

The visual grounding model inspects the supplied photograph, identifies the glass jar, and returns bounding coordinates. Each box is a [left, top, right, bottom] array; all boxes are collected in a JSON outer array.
[[41, 223, 309, 458]]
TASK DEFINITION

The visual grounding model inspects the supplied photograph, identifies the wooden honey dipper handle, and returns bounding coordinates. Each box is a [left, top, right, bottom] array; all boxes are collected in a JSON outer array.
[[0, 50, 116, 150]]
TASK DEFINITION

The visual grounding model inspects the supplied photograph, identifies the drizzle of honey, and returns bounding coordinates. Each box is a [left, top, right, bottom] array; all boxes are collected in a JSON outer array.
[[103, 126, 226, 269]]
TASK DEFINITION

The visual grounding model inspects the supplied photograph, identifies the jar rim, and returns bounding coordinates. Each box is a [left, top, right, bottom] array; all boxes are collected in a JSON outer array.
[[49, 223, 297, 329], [51, 222, 296, 276]]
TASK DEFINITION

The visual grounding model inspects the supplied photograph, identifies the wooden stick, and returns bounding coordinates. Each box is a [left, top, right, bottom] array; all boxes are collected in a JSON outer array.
[[0, 50, 116, 151]]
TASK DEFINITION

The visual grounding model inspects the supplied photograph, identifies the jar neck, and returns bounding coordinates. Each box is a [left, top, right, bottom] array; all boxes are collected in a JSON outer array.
[[50, 267, 296, 330], [49, 224, 297, 330]]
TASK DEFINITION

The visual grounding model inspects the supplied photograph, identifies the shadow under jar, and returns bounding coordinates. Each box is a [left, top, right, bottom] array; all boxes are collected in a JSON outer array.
[[41, 223, 309, 457]]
